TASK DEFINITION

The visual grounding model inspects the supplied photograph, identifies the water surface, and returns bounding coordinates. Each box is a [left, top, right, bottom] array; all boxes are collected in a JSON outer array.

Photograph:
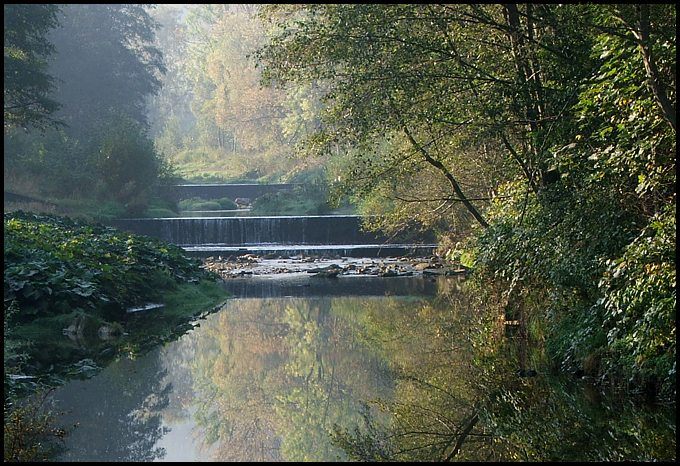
[[50, 277, 440, 461], [48, 276, 676, 462]]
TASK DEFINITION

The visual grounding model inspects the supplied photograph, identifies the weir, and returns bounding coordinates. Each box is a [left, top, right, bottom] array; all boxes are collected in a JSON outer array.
[[110, 215, 437, 257], [111, 215, 388, 246]]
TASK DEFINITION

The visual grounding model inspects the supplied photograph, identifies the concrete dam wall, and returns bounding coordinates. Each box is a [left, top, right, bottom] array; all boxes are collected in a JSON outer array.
[[110, 215, 398, 247]]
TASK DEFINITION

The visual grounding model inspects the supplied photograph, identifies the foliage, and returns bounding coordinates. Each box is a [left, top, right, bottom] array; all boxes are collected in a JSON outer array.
[[3, 211, 216, 324], [251, 187, 329, 216], [3, 210, 227, 455], [467, 3, 675, 396], [140, 197, 179, 219], [3, 4, 61, 130], [216, 197, 238, 210], [177, 197, 236, 212], [251, 166, 331, 215], [3, 126, 97, 199], [256, 4, 597, 233], [145, 5, 326, 184], [331, 281, 676, 462], [93, 113, 162, 215], [256, 3, 676, 397], [4, 4, 167, 212], [599, 204, 676, 395], [4, 391, 66, 462], [47, 4, 165, 139], [186, 297, 398, 461], [481, 369, 676, 461]]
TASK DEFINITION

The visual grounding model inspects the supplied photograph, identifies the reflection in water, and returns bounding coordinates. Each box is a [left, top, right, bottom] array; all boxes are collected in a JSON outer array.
[[173, 297, 402, 461], [52, 352, 171, 462], [49, 285, 441, 461], [48, 277, 675, 462], [331, 282, 677, 462]]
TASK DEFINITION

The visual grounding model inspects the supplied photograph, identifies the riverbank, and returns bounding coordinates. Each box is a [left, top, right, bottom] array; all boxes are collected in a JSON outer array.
[[3, 211, 230, 461]]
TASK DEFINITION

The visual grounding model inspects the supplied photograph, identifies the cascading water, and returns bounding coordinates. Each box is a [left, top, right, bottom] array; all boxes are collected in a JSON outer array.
[[112, 215, 394, 246], [110, 215, 437, 257], [114, 181, 437, 257]]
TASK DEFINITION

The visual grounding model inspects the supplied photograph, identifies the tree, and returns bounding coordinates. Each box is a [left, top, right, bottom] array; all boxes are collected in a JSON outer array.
[[95, 113, 161, 214], [47, 4, 165, 139], [4, 4, 168, 202], [184, 5, 287, 153], [146, 4, 198, 154], [257, 4, 676, 395], [471, 3, 675, 393], [3, 4, 61, 130], [145, 4, 326, 182], [256, 4, 595, 233]]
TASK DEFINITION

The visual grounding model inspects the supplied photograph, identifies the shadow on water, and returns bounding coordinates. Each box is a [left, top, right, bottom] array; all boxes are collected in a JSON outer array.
[[40, 275, 675, 462], [218, 274, 440, 299]]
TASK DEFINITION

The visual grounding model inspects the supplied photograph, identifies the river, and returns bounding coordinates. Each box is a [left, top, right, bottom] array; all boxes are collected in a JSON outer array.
[[46, 275, 676, 462]]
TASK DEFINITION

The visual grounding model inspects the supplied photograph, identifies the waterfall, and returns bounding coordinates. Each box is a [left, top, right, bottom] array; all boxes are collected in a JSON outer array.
[[111, 215, 397, 246], [109, 215, 437, 257]]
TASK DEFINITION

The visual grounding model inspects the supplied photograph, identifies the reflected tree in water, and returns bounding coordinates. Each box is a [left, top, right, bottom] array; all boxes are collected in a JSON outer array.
[[54, 352, 172, 462], [331, 283, 676, 461], [186, 298, 396, 461]]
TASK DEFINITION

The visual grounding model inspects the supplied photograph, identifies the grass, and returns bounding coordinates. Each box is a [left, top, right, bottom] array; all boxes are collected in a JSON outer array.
[[251, 188, 331, 215], [177, 197, 238, 211]]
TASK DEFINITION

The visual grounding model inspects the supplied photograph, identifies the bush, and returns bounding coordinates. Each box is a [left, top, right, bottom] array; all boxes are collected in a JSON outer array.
[[192, 201, 222, 211], [216, 197, 237, 209], [3, 211, 215, 324], [599, 204, 676, 395], [251, 185, 329, 215], [177, 197, 233, 211], [468, 179, 641, 381], [177, 197, 205, 211], [4, 393, 66, 462]]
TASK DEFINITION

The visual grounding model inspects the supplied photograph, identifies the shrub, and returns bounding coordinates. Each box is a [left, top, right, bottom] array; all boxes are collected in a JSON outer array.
[[177, 197, 231, 211], [598, 204, 676, 395], [251, 186, 329, 215], [216, 197, 237, 209], [177, 197, 204, 211], [192, 201, 222, 211], [3, 211, 215, 324]]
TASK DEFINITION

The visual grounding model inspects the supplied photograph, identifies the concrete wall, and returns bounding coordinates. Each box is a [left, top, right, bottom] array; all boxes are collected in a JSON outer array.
[[110, 215, 391, 246]]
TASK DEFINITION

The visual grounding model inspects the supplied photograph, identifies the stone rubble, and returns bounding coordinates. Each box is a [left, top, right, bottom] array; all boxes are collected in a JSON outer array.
[[202, 253, 468, 279]]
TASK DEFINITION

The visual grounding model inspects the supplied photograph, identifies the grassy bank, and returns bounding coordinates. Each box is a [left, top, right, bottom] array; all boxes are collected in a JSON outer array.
[[3, 194, 181, 222]]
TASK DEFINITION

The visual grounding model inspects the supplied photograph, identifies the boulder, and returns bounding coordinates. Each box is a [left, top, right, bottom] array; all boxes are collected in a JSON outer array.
[[234, 197, 251, 208], [98, 324, 122, 340]]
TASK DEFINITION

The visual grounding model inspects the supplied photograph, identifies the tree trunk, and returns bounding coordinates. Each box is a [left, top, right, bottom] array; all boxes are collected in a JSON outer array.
[[634, 5, 676, 132]]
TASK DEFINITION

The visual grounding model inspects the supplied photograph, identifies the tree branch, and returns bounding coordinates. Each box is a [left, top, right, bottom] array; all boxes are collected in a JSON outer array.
[[610, 6, 676, 131], [402, 125, 489, 229], [443, 411, 480, 461], [633, 5, 676, 132], [499, 131, 538, 194]]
